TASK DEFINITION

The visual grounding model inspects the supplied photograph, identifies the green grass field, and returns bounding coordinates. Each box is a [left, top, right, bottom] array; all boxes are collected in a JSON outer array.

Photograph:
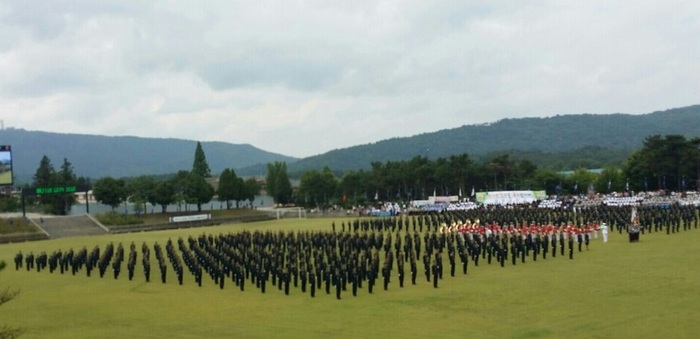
[[1, 218, 698, 339]]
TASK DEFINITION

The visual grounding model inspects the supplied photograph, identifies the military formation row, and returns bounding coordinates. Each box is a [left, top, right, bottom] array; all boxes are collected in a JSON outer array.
[[14, 204, 698, 300], [13, 224, 604, 299]]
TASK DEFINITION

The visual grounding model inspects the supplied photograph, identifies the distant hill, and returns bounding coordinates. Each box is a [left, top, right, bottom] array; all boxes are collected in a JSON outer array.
[[0, 129, 297, 184], [266, 104, 700, 176], [3, 105, 699, 183]]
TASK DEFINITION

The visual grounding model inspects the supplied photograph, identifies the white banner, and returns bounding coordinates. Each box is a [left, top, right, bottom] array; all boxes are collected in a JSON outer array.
[[169, 214, 211, 223], [482, 191, 536, 206]]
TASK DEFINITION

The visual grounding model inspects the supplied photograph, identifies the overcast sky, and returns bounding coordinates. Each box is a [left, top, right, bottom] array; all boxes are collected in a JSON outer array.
[[1, 1, 698, 158]]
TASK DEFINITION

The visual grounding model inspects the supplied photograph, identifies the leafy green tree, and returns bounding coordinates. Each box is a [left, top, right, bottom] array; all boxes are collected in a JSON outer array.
[[339, 170, 366, 205], [447, 154, 475, 196], [565, 168, 596, 194], [487, 154, 516, 191], [191, 142, 211, 178], [92, 177, 127, 211], [408, 156, 433, 199], [126, 176, 157, 214], [515, 159, 538, 190], [266, 162, 292, 205], [299, 169, 324, 207], [622, 135, 700, 191], [596, 167, 623, 193], [173, 170, 214, 212], [243, 178, 261, 207], [170, 171, 191, 212], [190, 175, 215, 212], [533, 169, 565, 195], [152, 179, 175, 213], [217, 168, 238, 209], [299, 167, 338, 207]]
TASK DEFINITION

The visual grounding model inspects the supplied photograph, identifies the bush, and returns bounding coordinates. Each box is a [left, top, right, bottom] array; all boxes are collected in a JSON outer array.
[[0, 196, 19, 212]]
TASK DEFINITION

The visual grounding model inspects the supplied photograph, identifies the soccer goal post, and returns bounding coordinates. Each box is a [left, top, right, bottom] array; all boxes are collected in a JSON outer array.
[[275, 207, 307, 220]]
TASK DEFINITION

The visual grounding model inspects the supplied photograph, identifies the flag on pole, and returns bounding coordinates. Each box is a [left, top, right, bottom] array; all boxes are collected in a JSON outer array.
[[374, 191, 378, 200], [471, 186, 475, 197], [459, 187, 462, 197]]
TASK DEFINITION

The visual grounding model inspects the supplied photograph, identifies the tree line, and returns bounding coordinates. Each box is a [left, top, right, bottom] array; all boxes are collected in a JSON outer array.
[[12, 134, 700, 214], [19, 142, 258, 215], [296, 134, 700, 208]]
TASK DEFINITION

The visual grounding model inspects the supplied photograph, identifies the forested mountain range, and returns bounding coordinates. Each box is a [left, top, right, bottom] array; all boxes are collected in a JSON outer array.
[[264, 105, 700, 176], [2, 104, 699, 184], [0, 129, 297, 184]]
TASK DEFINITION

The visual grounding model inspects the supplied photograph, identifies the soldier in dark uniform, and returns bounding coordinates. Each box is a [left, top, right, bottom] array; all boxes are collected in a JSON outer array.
[[219, 265, 225, 289], [160, 263, 167, 283], [560, 231, 565, 256], [309, 271, 316, 297], [568, 233, 574, 260], [36, 252, 47, 272], [577, 228, 583, 252], [334, 268, 342, 300], [14, 251, 22, 270], [382, 263, 390, 290], [25, 252, 34, 271], [511, 238, 517, 266], [423, 253, 431, 282], [431, 259, 439, 288], [283, 269, 290, 295], [397, 255, 405, 288], [300, 268, 307, 293], [542, 233, 549, 260], [448, 248, 456, 276], [143, 260, 151, 282], [551, 231, 557, 258], [112, 258, 121, 279], [257, 266, 265, 293], [410, 254, 418, 285], [351, 267, 359, 296]]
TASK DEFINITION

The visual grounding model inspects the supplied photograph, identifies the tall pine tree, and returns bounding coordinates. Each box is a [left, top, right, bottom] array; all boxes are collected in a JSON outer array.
[[191, 142, 211, 178], [33, 155, 55, 188]]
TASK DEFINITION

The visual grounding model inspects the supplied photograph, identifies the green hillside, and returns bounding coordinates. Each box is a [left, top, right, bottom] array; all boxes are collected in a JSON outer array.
[[2, 104, 698, 182], [281, 105, 700, 175]]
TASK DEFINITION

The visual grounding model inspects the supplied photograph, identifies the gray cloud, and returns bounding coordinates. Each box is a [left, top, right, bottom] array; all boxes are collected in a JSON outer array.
[[1, 1, 698, 158], [198, 54, 343, 91]]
